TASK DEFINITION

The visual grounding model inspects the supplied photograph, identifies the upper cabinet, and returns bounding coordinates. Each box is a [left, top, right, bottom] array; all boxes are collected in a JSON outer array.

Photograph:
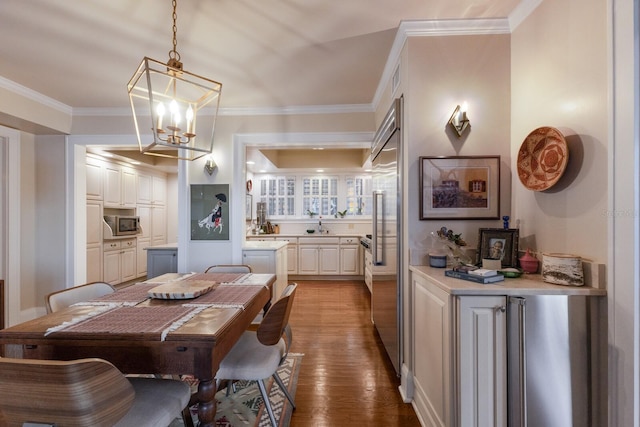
[[86, 156, 105, 200], [137, 171, 166, 206], [104, 164, 136, 208]]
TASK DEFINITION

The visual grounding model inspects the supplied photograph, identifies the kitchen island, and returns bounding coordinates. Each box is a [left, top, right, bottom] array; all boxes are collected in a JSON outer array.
[[242, 240, 288, 303], [144, 243, 177, 279], [408, 265, 607, 427]]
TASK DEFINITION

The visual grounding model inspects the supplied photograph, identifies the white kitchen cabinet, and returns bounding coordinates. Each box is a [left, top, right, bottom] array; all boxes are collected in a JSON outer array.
[[242, 241, 288, 303], [104, 163, 136, 208], [297, 237, 339, 275], [411, 270, 507, 427], [276, 237, 297, 274], [298, 245, 319, 274], [137, 172, 167, 206], [86, 156, 104, 200], [103, 239, 137, 285], [339, 237, 360, 275], [364, 250, 373, 292], [150, 204, 167, 245], [86, 201, 103, 283], [458, 296, 507, 427]]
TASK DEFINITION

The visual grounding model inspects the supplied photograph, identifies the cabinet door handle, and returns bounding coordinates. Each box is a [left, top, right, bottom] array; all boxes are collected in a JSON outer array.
[[494, 305, 506, 313]]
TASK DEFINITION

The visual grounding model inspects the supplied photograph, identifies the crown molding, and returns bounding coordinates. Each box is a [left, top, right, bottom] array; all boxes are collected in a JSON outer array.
[[72, 103, 375, 117], [371, 18, 511, 110], [0, 76, 72, 115], [509, 0, 544, 31]]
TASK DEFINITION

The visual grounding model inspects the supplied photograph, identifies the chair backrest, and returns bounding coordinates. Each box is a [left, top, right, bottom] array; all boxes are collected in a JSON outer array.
[[257, 283, 297, 346], [0, 357, 135, 426], [46, 281, 116, 313], [204, 264, 252, 273]]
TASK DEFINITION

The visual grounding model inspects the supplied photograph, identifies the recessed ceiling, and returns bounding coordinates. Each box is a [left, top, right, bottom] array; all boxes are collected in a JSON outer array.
[[246, 147, 372, 173]]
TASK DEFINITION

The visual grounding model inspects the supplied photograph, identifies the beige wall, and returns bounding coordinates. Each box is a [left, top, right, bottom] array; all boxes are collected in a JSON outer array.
[[403, 34, 512, 263], [511, 0, 608, 262]]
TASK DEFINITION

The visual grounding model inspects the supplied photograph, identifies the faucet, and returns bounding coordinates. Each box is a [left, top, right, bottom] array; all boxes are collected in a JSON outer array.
[[318, 219, 323, 233]]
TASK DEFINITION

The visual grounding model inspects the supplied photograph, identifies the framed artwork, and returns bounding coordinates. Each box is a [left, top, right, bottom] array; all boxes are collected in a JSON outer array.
[[246, 194, 252, 221], [190, 184, 230, 240], [476, 228, 519, 268], [419, 156, 500, 220]]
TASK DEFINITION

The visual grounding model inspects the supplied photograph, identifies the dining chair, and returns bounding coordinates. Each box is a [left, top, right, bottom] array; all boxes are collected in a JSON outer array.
[[0, 357, 191, 427], [45, 281, 116, 313], [204, 264, 252, 273], [215, 283, 298, 427]]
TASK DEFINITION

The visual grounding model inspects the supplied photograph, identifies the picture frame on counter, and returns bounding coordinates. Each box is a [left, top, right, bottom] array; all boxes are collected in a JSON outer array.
[[419, 156, 500, 220], [476, 227, 519, 268]]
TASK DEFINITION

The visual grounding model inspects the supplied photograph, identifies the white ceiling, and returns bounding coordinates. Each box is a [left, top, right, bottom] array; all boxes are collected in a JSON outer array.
[[0, 0, 521, 111], [1, 0, 523, 173]]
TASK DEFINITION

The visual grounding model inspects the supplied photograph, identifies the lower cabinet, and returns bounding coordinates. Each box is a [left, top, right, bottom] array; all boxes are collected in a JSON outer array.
[[411, 271, 507, 427], [276, 237, 298, 274], [103, 239, 137, 285], [297, 237, 340, 275], [339, 237, 360, 275]]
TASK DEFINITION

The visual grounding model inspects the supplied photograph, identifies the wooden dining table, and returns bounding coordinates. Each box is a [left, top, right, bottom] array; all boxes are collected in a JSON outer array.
[[0, 272, 274, 427]]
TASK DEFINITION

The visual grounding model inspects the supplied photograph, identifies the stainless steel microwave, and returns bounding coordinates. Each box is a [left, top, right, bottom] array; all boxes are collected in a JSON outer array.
[[104, 215, 140, 236]]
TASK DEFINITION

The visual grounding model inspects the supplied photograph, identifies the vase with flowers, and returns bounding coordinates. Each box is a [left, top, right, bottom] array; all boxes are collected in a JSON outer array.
[[431, 226, 473, 266]]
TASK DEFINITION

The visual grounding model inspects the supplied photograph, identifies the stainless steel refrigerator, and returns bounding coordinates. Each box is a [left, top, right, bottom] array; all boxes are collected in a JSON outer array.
[[371, 97, 402, 375], [507, 294, 607, 426]]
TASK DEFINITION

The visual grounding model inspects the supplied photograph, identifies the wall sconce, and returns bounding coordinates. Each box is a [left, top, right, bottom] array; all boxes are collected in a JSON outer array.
[[204, 157, 217, 175], [448, 102, 470, 137]]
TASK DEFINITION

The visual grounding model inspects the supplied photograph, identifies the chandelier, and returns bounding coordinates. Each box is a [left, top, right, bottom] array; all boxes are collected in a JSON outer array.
[[127, 0, 222, 161]]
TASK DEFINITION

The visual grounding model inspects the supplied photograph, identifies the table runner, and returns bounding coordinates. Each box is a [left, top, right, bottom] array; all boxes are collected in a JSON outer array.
[[184, 272, 247, 283], [45, 305, 207, 341], [184, 284, 265, 308]]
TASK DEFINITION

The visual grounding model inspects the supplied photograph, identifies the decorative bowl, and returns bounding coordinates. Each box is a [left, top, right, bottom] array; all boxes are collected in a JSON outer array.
[[498, 268, 523, 278]]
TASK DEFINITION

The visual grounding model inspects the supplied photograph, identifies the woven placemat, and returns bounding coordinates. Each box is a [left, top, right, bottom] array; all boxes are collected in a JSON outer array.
[[54, 305, 199, 339]]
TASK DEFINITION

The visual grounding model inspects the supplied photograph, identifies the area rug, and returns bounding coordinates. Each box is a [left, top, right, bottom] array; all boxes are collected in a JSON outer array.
[[171, 353, 302, 427]]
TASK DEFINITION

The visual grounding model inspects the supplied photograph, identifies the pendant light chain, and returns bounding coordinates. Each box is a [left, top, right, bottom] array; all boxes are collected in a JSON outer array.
[[168, 0, 182, 68]]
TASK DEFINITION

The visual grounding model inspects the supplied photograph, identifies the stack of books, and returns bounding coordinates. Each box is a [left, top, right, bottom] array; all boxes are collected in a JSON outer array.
[[444, 267, 505, 284]]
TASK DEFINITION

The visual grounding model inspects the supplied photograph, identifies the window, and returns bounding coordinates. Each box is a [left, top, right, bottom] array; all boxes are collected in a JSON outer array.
[[345, 176, 372, 216], [260, 176, 295, 216], [256, 174, 372, 218], [302, 176, 338, 216]]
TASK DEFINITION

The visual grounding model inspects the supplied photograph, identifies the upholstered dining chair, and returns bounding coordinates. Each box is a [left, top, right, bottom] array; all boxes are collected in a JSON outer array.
[[215, 283, 298, 427], [0, 357, 191, 427], [45, 281, 116, 313], [204, 264, 252, 273]]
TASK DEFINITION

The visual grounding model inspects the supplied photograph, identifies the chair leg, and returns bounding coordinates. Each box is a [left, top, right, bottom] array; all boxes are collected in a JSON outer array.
[[181, 406, 195, 427], [272, 372, 296, 409], [257, 378, 277, 427]]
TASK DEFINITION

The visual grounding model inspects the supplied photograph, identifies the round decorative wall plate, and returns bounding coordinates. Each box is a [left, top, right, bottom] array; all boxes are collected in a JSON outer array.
[[517, 126, 569, 191]]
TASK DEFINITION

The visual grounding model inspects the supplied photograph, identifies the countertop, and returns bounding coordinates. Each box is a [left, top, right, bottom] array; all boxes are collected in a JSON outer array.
[[242, 240, 288, 250], [410, 265, 607, 296], [246, 233, 363, 238], [144, 243, 178, 250]]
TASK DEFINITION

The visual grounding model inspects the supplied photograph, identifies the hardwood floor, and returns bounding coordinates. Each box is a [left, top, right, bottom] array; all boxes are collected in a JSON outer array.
[[288, 280, 421, 427]]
